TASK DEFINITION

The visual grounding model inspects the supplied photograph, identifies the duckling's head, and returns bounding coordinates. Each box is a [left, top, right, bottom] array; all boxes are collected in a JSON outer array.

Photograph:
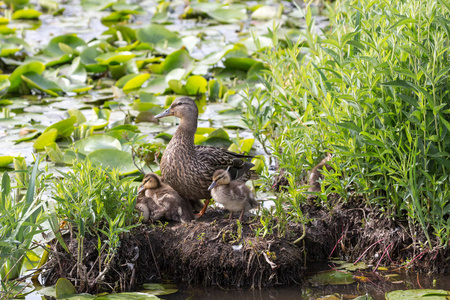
[[208, 169, 231, 190], [138, 173, 162, 192], [155, 96, 198, 120]]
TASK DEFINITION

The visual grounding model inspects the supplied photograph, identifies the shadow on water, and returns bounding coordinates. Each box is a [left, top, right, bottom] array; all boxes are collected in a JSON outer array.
[[160, 273, 450, 300]]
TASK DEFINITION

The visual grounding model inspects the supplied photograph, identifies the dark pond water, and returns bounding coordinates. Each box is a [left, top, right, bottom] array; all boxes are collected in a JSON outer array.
[[159, 272, 450, 300]]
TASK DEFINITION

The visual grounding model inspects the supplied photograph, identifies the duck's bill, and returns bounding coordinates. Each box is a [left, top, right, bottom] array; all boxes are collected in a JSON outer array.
[[207, 181, 217, 190], [155, 108, 172, 119], [138, 185, 145, 193]]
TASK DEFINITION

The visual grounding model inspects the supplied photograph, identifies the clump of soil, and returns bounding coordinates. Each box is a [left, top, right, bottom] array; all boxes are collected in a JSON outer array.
[[41, 204, 450, 294]]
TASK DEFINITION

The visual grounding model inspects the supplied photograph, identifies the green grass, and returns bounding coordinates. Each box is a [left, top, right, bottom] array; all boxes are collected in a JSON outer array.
[[245, 0, 450, 249], [51, 160, 139, 291]]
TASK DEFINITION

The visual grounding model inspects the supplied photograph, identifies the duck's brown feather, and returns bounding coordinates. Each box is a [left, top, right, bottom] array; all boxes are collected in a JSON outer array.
[[158, 97, 255, 202]]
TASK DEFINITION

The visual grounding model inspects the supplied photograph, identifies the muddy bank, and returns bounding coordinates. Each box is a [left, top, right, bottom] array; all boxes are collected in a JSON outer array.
[[42, 204, 450, 293]]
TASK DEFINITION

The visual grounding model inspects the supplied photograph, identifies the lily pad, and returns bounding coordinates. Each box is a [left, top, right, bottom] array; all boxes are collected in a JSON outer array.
[[8, 61, 45, 93], [88, 148, 139, 175], [61, 150, 86, 165], [207, 8, 247, 23], [83, 119, 109, 130], [21, 72, 62, 96], [73, 135, 122, 155], [55, 278, 76, 299], [34, 128, 58, 150], [308, 270, 355, 286], [0, 156, 14, 167], [96, 51, 136, 65], [385, 289, 450, 300], [121, 73, 151, 92], [12, 8, 42, 20], [68, 109, 87, 124], [185, 75, 207, 95], [95, 292, 160, 299], [43, 116, 77, 138], [160, 49, 194, 75], [228, 138, 254, 154], [43, 34, 86, 57], [141, 283, 178, 296], [136, 24, 182, 50], [223, 57, 259, 71], [251, 155, 265, 173]]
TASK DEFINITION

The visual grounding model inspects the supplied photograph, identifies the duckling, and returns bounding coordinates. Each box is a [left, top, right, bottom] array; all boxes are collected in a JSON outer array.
[[135, 183, 164, 223], [208, 169, 259, 222], [307, 153, 334, 200], [138, 173, 195, 223], [155, 96, 255, 217]]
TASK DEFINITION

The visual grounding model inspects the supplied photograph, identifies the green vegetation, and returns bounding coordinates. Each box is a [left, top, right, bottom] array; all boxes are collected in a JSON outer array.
[[0, 157, 47, 298], [1, 0, 449, 296], [51, 160, 138, 291], [245, 0, 450, 248]]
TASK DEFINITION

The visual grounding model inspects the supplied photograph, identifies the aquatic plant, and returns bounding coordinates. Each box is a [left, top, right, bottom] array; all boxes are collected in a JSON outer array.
[[245, 0, 450, 249], [0, 157, 47, 297]]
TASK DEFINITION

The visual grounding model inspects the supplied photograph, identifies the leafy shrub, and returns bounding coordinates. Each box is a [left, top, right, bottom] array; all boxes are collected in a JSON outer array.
[[51, 160, 138, 290], [245, 0, 450, 248]]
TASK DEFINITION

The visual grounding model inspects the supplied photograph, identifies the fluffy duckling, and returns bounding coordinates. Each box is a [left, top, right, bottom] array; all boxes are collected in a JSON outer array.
[[138, 173, 195, 223], [208, 169, 259, 222], [155, 96, 255, 218], [307, 153, 334, 200]]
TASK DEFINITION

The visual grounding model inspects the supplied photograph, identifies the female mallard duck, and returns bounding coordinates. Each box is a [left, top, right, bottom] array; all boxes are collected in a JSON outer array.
[[208, 169, 259, 222], [136, 173, 194, 223], [155, 96, 254, 217]]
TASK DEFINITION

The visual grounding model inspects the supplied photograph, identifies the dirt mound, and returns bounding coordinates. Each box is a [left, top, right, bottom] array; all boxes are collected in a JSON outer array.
[[42, 205, 450, 294]]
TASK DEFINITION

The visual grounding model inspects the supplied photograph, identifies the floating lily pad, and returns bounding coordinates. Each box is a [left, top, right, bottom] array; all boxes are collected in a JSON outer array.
[[121, 73, 151, 92], [251, 155, 265, 173], [0, 156, 14, 167], [160, 49, 195, 75], [61, 150, 86, 165], [185, 75, 207, 95], [45, 142, 63, 163], [43, 34, 86, 57], [34, 128, 58, 150], [207, 8, 247, 23], [385, 289, 450, 300], [12, 8, 42, 20], [95, 292, 160, 299], [8, 61, 45, 93], [223, 57, 259, 71], [43, 116, 77, 138], [136, 24, 182, 50], [141, 283, 178, 296], [336, 262, 368, 271], [308, 270, 355, 286], [21, 72, 62, 96], [96, 51, 136, 65], [55, 278, 76, 299], [104, 130, 140, 144], [68, 109, 87, 124], [73, 135, 121, 155], [88, 148, 139, 175], [83, 119, 109, 130], [228, 138, 254, 154]]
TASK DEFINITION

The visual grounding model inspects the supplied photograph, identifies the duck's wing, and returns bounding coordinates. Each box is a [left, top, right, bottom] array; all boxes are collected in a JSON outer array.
[[195, 145, 255, 180], [196, 145, 254, 159]]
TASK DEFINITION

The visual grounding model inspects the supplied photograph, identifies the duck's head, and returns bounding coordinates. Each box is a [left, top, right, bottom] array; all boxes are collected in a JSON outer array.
[[138, 173, 162, 193], [208, 169, 231, 190], [155, 96, 198, 120]]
